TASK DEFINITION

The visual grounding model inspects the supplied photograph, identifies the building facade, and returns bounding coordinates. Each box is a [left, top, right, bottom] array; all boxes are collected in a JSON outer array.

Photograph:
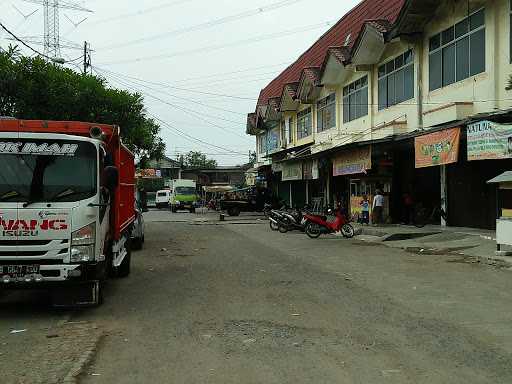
[[247, 0, 512, 229]]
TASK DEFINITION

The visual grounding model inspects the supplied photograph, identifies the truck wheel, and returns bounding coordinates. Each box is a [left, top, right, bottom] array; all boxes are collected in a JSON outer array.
[[227, 207, 240, 216], [132, 236, 143, 250], [117, 238, 132, 278], [190, 207, 196, 213]]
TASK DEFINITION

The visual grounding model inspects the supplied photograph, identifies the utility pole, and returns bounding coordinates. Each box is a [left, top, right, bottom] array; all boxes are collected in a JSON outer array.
[[83, 41, 91, 74]]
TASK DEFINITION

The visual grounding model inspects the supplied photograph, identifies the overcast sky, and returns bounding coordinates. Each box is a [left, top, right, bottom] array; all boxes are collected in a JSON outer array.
[[0, 0, 359, 165]]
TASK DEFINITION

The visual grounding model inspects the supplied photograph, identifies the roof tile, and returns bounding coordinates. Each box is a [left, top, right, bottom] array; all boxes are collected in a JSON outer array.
[[256, 0, 406, 107]]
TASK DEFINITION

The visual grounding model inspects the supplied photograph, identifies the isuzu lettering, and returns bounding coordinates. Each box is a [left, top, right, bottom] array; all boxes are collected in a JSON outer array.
[[0, 119, 135, 306]]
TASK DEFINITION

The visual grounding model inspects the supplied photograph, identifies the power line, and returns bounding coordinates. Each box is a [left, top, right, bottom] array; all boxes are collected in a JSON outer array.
[[92, 66, 258, 101], [88, 0, 194, 26], [99, 0, 306, 51], [0, 20, 62, 62], [170, 61, 291, 85], [94, 66, 248, 117], [95, 69, 251, 155], [95, 67, 252, 142], [97, 20, 335, 65]]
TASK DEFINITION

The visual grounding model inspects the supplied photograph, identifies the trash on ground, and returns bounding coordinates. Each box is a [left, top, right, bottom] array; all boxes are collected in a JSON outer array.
[[10, 329, 27, 334]]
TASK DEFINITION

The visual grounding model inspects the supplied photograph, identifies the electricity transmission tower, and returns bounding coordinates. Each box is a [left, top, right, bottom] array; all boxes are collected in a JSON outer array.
[[21, 0, 92, 60]]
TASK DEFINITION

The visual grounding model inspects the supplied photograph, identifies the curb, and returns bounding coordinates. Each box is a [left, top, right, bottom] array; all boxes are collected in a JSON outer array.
[[62, 326, 103, 384], [356, 234, 512, 269]]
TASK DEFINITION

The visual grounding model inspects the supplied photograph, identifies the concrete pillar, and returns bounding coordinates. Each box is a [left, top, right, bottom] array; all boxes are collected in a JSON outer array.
[[289, 182, 292, 208], [440, 165, 447, 227], [326, 174, 331, 206]]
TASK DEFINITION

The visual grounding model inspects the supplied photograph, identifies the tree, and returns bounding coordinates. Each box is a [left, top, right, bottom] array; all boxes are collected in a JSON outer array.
[[0, 52, 165, 159], [182, 151, 217, 169]]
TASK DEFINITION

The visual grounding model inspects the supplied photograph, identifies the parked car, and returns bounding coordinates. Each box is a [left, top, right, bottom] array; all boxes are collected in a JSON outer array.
[[155, 189, 171, 209], [131, 201, 145, 249]]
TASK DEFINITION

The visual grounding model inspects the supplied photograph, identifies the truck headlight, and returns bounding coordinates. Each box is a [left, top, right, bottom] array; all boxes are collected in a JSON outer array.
[[71, 223, 96, 262], [70, 245, 95, 262]]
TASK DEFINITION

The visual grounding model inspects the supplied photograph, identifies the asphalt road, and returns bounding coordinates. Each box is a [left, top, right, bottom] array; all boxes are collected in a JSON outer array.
[[2, 210, 512, 383]]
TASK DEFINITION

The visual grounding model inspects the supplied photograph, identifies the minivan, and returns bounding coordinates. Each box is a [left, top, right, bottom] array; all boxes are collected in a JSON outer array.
[[155, 189, 171, 209]]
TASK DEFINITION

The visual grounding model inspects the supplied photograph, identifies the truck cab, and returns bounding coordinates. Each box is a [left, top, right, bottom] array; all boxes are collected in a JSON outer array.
[[169, 179, 198, 213], [0, 120, 135, 306]]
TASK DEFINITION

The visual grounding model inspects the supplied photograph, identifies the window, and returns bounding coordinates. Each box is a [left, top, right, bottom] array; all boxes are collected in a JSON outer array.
[[281, 119, 287, 148], [317, 93, 336, 132], [257, 134, 266, 154], [429, 9, 485, 91], [343, 76, 368, 123], [287, 117, 293, 143], [297, 108, 312, 139], [378, 50, 414, 110]]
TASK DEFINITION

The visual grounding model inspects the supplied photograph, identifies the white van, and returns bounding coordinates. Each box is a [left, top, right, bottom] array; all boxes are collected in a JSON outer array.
[[155, 189, 171, 209]]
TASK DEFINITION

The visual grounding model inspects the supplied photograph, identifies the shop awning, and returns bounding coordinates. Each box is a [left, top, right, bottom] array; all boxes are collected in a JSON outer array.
[[202, 186, 234, 193], [487, 172, 512, 184]]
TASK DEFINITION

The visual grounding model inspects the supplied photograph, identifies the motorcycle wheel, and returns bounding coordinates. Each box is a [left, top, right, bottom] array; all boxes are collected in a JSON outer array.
[[305, 222, 322, 239], [269, 220, 279, 231], [278, 223, 289, 233], [341, 223, 355, 238]]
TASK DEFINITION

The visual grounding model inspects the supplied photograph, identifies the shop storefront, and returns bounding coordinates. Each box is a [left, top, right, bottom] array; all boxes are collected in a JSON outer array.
[[331, 145, 392, 222], [447, 121, 512, 229]]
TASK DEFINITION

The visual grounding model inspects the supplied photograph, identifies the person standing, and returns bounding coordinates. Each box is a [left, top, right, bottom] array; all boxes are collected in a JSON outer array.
[[372, 190, 384, 225], [360, 195, 370, 225]]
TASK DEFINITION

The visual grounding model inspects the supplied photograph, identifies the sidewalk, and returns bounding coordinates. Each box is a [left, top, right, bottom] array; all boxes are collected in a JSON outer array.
[[354, 224, 512, 269]]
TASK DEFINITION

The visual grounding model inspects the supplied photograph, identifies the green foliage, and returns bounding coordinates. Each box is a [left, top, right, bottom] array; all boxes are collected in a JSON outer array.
[[182, 151, 217, 169], [0, 52, 165, 159]]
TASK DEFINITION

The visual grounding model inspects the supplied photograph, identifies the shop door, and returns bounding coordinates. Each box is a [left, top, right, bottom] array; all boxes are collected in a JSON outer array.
[[291, 181, 306, 208]]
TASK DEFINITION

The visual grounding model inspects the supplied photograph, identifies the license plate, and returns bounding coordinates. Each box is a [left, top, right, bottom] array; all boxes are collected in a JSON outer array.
[[1, 265, 40, 278]]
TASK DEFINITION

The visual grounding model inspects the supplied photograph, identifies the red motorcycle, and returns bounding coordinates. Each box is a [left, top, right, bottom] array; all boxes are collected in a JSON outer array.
[[302, 206, 355, 239]]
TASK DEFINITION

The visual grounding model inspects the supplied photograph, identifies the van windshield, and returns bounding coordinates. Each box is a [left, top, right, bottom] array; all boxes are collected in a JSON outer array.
[[157, 192, 168, 197], [0, 139, 97, 203], [175, 187, 195, 195]]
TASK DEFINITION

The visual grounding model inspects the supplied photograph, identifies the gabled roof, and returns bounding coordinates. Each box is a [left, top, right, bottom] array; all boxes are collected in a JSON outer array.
[[147, 156, 181, 169], [256, 0, 406, 108]]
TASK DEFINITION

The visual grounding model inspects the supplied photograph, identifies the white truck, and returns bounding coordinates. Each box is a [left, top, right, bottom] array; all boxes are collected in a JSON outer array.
[[0, 119, 136, 306], [169, 179, 198, 213]]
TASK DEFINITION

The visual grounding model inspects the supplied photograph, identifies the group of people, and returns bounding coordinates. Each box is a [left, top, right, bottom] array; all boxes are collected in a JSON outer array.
[[359, 190, 385, 225]]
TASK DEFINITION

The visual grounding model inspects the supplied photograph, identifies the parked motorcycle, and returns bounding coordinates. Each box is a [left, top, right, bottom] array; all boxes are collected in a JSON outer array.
[[268, 208, 287, 231], [277, 207, 309, 233], [302, 206, 354, 239]]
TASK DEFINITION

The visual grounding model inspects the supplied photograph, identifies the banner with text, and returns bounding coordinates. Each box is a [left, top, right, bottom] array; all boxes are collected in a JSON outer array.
[[414, 128, 460, 168], [467, 120, 512, 161], [332, 146, 372, 176], [282, 162, 303, 181]]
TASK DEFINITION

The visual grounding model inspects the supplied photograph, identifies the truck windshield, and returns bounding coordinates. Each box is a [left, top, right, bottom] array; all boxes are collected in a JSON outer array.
[[0, 139, 97, 203], [175, 187, 195, 195]]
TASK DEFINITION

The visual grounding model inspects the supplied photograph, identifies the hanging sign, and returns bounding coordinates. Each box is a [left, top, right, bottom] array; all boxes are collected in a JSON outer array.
[[467, 120, 512, 161], [282, 162, 302, 181], [414, 127, 460, 168], [332, 146, 372, 176]]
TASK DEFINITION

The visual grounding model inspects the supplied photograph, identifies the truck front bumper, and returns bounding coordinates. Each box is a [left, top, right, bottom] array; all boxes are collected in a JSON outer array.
[[0, 262, 105, 286]]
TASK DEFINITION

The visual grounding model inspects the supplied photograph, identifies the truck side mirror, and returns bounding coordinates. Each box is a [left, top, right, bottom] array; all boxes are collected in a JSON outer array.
[[102, 166, 119, 192]]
